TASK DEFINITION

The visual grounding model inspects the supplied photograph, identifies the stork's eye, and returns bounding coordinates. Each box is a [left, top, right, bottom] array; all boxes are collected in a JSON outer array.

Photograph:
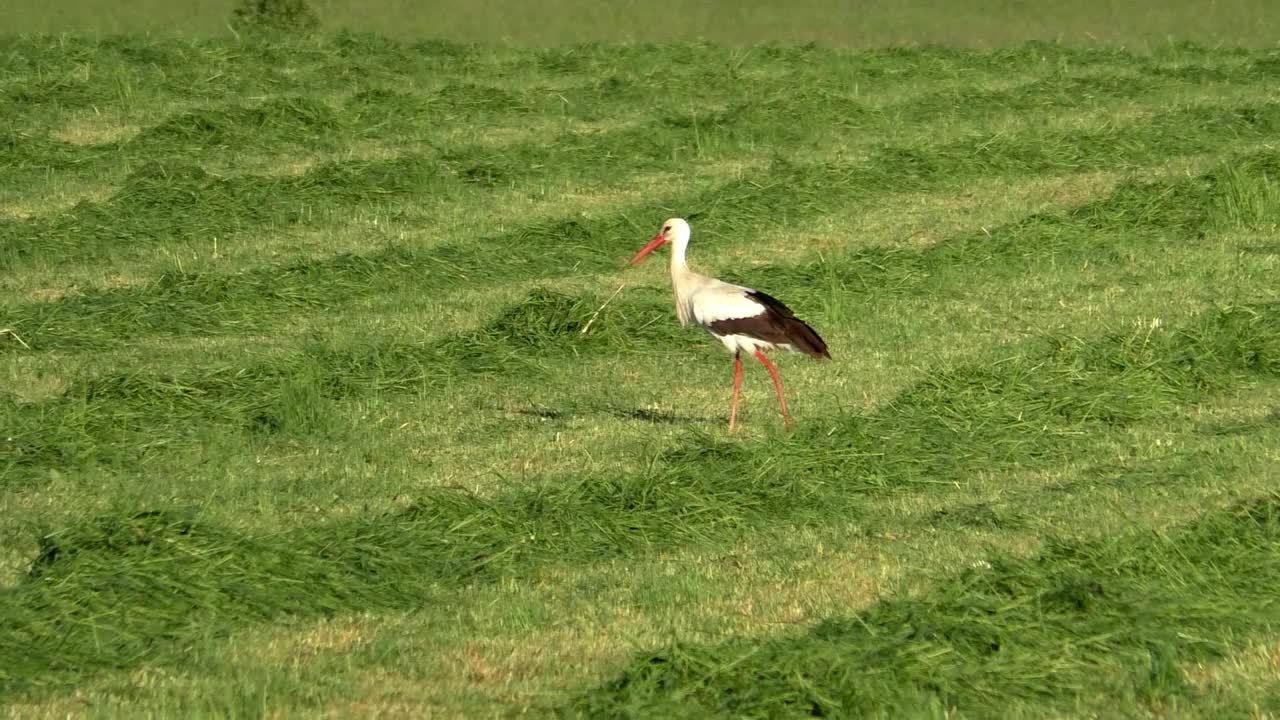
[[663, 225, 671, 232]]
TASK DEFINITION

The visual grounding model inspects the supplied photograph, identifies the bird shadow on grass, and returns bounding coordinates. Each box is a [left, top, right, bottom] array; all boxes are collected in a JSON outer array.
[[511, 405, 711, 425], [612, 407, 710, 425], [514, 407, 569, 421]]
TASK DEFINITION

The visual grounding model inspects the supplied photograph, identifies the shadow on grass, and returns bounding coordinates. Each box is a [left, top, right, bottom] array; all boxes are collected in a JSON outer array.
[[613, 407, 711, 425]]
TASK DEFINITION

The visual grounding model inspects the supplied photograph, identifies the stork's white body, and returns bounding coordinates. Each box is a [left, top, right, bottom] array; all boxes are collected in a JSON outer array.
[[670, 262, 780, 356], [628, 218, 830, 431]]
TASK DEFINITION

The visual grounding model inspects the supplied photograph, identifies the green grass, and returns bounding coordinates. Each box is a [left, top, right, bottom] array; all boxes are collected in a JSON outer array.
[[570, 494, 1280, 718], [6, 0, 1280, 47], [2, 28, 1280, 718]]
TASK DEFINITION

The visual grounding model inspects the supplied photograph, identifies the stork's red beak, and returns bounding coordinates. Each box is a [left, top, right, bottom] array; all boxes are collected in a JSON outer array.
[[628, 233, 666, 265]]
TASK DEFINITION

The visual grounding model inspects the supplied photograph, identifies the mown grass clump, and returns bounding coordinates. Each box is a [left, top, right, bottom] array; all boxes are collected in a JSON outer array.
[[566, 494, 1280, 718], [6, 232, 1278, 481], [230, 0, 320, 34], [0, 246, 425, 351], [133, 96, 341, 151], [659, 301, 1280, 493], [0, 458, 805, 696], [8, 79, 1278, 274], [0, 153, 446, 269], [0, 286, 680, 478], [4, 35, 1264, 135], [2, 302, 1277, 696], [874, 101, 1280, 181], [731, 146, 1280, 309], [928, 501, 1030, 530], [0, 132, 98, 173], [902, 71, 1156, 116], [0, 210, 677, 352], [0, 36, 341, 128], [342, 87, 434, 137], [679, 67, 1243, 147]]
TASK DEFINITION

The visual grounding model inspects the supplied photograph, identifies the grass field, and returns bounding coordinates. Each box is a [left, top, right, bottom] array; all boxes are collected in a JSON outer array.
[[9, 0, 1280, 47], [2, 20, 1280, 718]]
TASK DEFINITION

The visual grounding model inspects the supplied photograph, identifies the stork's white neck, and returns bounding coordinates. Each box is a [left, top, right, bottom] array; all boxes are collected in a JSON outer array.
[[668, 225, 692, 280], [670, 233, 689, 274], [667, 229, 697, 327]]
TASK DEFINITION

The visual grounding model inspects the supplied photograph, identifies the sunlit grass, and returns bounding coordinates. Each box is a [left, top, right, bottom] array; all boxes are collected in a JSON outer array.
[[2, 31, 1279, 717]]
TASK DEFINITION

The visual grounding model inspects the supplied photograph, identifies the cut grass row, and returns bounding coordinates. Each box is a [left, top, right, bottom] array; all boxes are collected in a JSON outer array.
[[9, 64, 1276, 236], [5, 103, 1279, 353], [5, 0, 1280, 46], [4, 38, 1274, 229], [2, 295, 1280, 696], [6, 145, 1279, 477], [2, 298, 1278, 700], [5, 35, 1275, 126], [9, 52, 1274, 178], [3, 148, 1277, 483], [23, 376, 1273, 715], [567, 493, 1280, 718]]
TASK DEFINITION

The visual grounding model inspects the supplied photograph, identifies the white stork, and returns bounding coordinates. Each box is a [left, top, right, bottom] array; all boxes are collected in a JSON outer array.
[[627, 217, 831, 431]]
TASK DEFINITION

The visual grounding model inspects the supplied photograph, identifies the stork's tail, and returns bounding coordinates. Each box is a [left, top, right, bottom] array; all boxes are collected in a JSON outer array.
[[785, 316, 831, 359]]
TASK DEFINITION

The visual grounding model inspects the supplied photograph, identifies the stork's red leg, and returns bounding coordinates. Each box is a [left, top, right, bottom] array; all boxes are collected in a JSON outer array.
[[754, 350, 792, 429], [728, 351, 744, 432]]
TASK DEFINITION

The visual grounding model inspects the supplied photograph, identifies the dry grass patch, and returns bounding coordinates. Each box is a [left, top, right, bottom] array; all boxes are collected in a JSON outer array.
[[0, 185, 116, 221], [1185, 638, 1280, 708], [1, 358, 70, 403], [49, 116, 139, 146]]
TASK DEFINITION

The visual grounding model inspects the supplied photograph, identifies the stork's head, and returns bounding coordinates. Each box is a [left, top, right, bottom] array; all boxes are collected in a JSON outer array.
[[628, 218, 690, 265]]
